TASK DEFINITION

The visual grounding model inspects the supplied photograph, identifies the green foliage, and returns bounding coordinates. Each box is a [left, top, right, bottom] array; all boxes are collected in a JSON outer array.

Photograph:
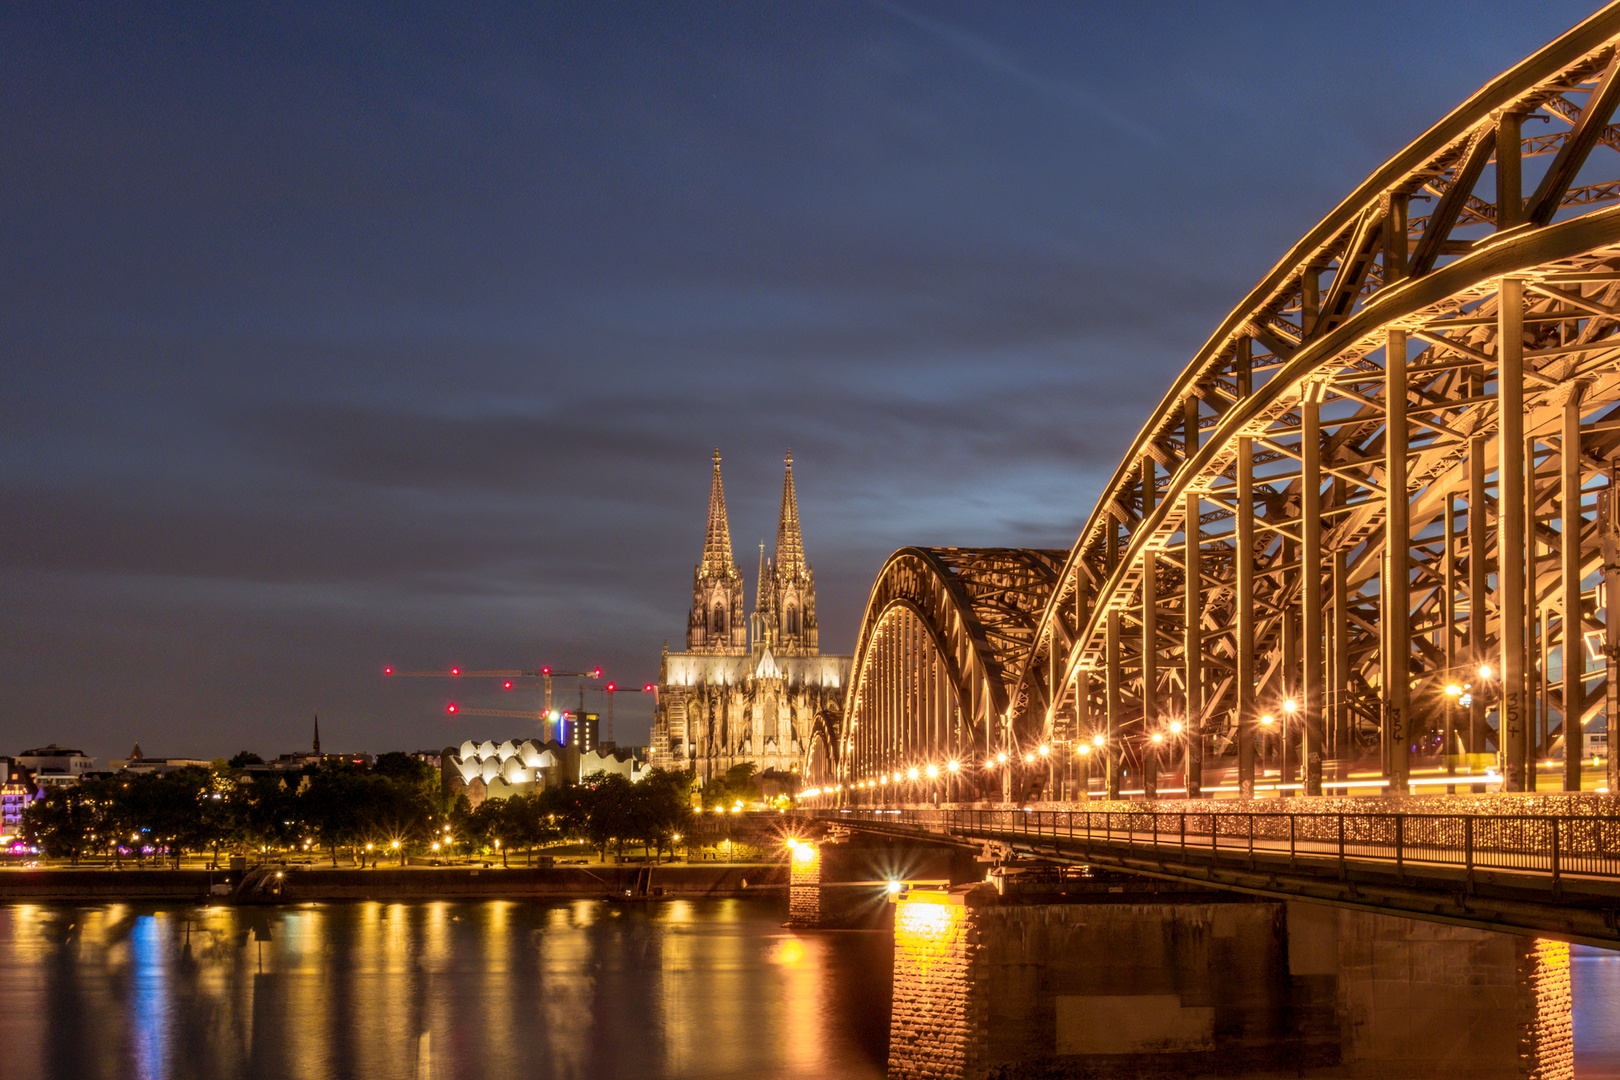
[[228, 751, 264, 768], [702, 762, 762, 809]]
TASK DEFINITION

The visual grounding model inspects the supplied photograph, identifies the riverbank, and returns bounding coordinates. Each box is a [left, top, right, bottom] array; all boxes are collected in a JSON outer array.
[[0, 862, 788, 903]]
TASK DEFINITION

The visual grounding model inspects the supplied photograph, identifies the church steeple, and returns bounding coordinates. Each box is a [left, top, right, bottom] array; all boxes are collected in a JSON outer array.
[[774, 450, 808, 578], [700, 448, 737, 576], [687, 449, 748, 654], [767, 450, 818, 654]]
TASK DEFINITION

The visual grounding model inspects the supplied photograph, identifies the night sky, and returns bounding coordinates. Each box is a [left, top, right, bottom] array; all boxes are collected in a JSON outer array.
[[4, 1, 1602, 763]]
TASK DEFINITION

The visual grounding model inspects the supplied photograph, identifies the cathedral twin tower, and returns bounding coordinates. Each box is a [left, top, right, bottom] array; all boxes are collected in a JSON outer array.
[[687, 449, 818, 656], [651, 451, 850, 780]]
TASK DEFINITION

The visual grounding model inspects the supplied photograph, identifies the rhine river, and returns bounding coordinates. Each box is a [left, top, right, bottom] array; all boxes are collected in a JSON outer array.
[[0, 897, 892, 1080], [0, 897, 1617, 1079]]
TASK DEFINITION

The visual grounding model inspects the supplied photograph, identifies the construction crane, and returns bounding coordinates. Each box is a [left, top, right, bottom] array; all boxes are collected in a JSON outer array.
[[384, 665, 604, 742]]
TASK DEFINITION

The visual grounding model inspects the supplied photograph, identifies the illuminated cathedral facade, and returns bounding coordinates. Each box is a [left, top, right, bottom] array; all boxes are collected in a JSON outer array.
[[649, 450, 850, 781]]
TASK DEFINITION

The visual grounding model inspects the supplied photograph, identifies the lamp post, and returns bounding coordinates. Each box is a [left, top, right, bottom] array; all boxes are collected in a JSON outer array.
[[1282, 698, 1298, 793], [1258, 713, 1277, 794], [1146, 729, 1164, 800]]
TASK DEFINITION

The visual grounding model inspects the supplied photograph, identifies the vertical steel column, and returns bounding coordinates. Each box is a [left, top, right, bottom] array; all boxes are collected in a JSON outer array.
[[1332, 552, 1350, 765], [1563, 387, 1585, 792], [1385, 329, 1411, 793], [1603, 486, 1620, 796], [1470, 433, 1489, 768], [1444, 491, 1458, 790], [1302, 393, 1324, 796], [1498, 113, 1523, 231], [1500, 277, 1529, 792], [1185, 490, 1204, 799], [1106, 611, 1123, 800], [1237, 436, 1256, 798], [1142, 464, 1158, 799], [1530, 437, 1542, 792]]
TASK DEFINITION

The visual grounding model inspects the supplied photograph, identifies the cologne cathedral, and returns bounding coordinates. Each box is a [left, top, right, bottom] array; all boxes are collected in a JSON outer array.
[[649, 451, 851, 781]]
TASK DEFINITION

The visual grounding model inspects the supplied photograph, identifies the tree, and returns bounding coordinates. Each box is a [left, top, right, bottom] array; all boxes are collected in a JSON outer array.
[[702, 762, 761, 810], [228, 751, 264, 769], [22, 781, 108, 863], [580, 772, 636, 858], [632, 768, 696, 858]]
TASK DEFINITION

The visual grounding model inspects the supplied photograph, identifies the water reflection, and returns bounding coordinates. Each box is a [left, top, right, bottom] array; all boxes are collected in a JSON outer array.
[[0, 899, 891, 1080], [1576, 945, 1620, 1080]]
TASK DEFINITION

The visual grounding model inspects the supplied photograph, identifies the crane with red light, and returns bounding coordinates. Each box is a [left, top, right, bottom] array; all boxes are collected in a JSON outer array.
[[383, 664, 652, 746]]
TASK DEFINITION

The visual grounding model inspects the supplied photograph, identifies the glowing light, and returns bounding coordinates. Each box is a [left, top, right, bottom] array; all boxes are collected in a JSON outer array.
[[503, 680, 513, 689], [896, 896, 963, 947], [1284, 699, 1297, 713], [1479, 665, 1493, 679], [1092, 734, 1105, 747], [1038, 744, 1049, 756], [447, 703, 459, 714], [996, 752, 1007, 764], [1151, 732, 1164, 743], [925, 764, 938, 779], [1260, 714, 1275, 726], [947, 760, 959, 772], [1445, 684, 1464, 696], [1023, 753, 1033, 764], [451, 667, 460, 675], [886, 880, 902, 895], [907, 767, 918, 781], [1169, 721, 1183, 734], [1078, 744, 1091, 756], [384, 667, 394, 675]]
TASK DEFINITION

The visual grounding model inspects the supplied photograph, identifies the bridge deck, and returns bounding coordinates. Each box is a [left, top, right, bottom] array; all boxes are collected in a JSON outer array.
[[810, 806, 1620, 950]]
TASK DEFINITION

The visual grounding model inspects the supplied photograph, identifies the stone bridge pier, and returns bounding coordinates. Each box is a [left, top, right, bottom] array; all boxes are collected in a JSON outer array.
[[887, 885, 1572, 1080]]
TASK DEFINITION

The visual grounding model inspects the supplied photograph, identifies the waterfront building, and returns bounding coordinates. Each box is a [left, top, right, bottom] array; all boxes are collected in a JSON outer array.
[[14, 744, 94, 787], [650, 451, 850, 783], [0, 759, 40, 842], [441, 737, 647, 808]]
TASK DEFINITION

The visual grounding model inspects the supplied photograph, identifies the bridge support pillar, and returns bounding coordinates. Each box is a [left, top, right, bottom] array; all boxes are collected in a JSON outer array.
[[887, 888, 1572, 1080], [786, 839, 821, 928]]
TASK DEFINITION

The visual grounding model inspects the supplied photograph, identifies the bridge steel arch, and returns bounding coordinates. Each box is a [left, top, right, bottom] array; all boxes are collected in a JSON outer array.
[[837, 548, 1066, 800], [1006, 4, 1620, 801]]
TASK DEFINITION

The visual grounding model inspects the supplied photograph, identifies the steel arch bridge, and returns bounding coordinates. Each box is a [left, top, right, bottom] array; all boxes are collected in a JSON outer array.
[[823, 5, 1620, 804]]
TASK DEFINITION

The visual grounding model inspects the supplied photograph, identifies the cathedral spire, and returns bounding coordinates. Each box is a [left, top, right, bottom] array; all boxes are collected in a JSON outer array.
[[774, 450, 809, 577], [701, 448, 737, 574], [687, 449, 747, 654], [755, 541, 768, 614]]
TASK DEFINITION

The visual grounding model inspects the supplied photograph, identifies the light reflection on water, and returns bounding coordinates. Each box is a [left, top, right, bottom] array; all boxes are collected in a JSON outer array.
[[0, 898, 892, 1080], [1576, 945, 1620, 1080]]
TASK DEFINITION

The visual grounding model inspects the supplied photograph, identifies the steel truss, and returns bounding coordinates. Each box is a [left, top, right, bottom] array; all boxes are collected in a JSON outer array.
[[838, 548, 1065, 800], [840, 6, 1620, 800]]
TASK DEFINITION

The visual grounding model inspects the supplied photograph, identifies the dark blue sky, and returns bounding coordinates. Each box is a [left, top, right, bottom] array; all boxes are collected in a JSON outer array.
[[3, 1, 1601, 761]]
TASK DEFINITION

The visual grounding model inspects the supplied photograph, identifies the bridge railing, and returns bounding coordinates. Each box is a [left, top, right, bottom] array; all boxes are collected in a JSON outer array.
[[824, 807, 1620, 888]]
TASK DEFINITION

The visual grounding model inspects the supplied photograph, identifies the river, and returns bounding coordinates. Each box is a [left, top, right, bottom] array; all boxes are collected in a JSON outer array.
[[0, 898, 892, 1080], [0, 898, 1616, 1079]]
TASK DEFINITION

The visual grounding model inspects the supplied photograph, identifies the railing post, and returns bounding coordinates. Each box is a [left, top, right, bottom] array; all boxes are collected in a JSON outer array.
[[1395, 815, 1404, 879], [1465, 816, 1474, 891], [1289, 813, 1297, 871], [1338, 814, 1345, 879], [1180, 812, 1186, 856], [1552, 819, 1562, 893]]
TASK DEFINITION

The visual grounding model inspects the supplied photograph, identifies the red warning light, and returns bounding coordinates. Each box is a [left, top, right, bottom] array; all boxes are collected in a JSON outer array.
[[542, 666, 551, 675], [606, 682, 616, 693], [592, 668, 602, 678], [447, 703, 459, 714], [451, 667, 461, 676], [384, 667, 394, 675], [643, 684, 654, 692], [503, 680, 513, 689]]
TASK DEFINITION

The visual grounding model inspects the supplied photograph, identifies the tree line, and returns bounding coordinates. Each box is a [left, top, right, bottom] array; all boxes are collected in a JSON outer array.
[[21, 753, 699, 868]]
